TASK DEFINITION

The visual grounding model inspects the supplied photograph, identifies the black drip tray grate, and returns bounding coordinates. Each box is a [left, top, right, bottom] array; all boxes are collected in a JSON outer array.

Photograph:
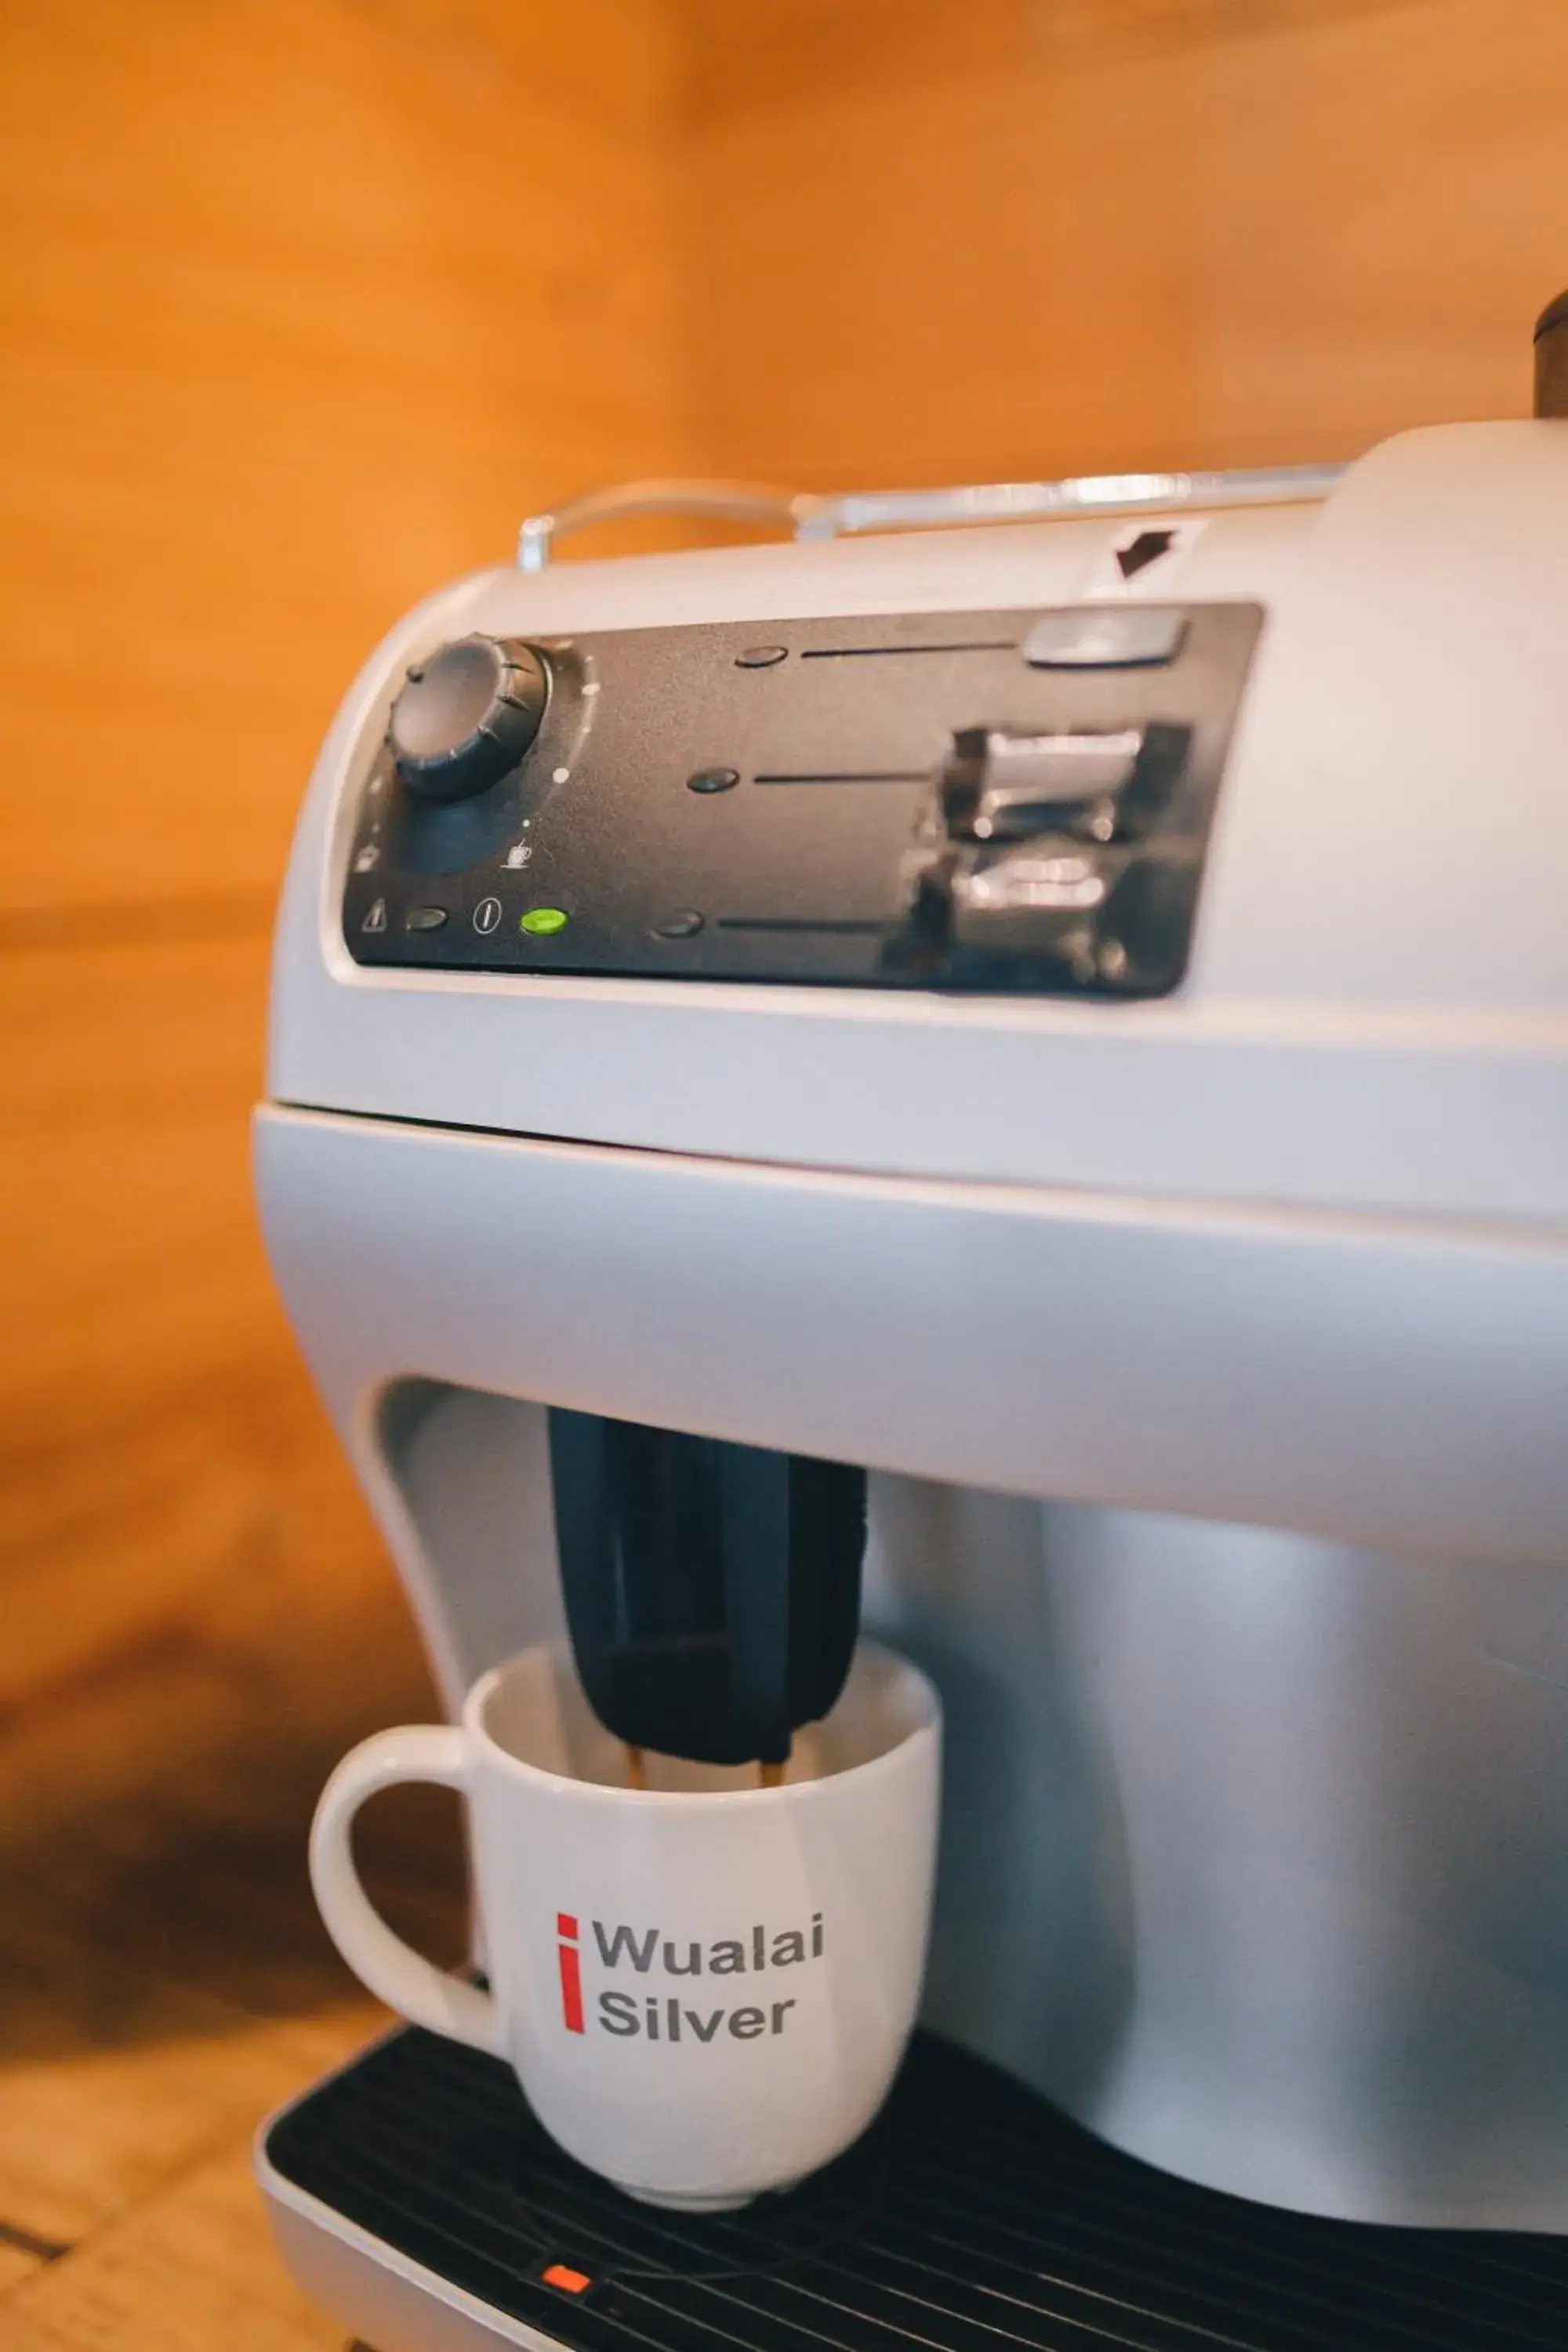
[[266, 2027, 1568, 2350]]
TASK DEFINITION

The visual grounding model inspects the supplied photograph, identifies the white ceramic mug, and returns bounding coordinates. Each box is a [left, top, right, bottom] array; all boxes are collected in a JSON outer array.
[[309, 1639, 941, 2210]]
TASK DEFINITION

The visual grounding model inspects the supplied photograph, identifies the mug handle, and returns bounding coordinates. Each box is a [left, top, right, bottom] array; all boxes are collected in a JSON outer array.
[[309, 1726, 504, 2057]]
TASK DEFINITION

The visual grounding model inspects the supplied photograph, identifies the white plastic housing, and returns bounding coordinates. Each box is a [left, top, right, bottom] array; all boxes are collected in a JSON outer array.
[[257, 425, 1568, 2308], [270, 424, 1568, 1225]]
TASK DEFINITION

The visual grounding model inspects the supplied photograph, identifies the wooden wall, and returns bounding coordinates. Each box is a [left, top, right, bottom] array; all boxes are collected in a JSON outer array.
[[0, 0, 687, 1884], [681, 0, 1568, 486], [5, 0, 1568, 1891]]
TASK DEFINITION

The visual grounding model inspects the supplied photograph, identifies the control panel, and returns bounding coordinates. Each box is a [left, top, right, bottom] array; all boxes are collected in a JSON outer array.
[[342, 602, 1263, 996]]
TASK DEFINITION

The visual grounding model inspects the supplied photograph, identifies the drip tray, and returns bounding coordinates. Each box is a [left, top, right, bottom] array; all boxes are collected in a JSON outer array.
[[262, 2027, 1568, 2351]]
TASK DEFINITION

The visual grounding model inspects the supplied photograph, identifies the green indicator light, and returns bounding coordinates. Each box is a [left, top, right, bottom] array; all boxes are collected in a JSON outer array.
[[520, 907, 569, 938]]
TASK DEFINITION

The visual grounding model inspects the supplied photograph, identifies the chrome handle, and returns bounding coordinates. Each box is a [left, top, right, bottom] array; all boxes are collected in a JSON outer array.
[[517, 463, 1347, 570], [818, 465, 1346, 538], [517, 478, 830, 572]]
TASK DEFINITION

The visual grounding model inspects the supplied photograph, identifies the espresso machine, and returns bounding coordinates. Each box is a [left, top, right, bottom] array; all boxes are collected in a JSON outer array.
[[256, 333, 1568, 2348]]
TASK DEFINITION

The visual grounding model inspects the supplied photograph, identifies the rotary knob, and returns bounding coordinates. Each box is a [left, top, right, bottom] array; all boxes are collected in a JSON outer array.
[[387, 636, 548, 802]]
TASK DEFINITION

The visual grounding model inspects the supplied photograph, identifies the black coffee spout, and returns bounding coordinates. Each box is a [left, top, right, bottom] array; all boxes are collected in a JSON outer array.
[[547, 1410, 866, 1766]]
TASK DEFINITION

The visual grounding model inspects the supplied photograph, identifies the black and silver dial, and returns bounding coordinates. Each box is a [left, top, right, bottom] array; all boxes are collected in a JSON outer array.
[[387, 636, 548, 803]]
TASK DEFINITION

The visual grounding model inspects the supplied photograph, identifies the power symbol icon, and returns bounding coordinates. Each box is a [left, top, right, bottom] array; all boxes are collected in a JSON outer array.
[[474, 897, 503, 935]]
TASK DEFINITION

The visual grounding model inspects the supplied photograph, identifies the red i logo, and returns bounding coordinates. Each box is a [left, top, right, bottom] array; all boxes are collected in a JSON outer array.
[[557, 1912, 584, 2034]]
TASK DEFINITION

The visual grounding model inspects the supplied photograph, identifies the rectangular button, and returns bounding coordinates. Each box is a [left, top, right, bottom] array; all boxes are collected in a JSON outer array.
[[1021, 608, 1187, 668], [967, 728, 1143, 840], [953, 845, 1108, 913]]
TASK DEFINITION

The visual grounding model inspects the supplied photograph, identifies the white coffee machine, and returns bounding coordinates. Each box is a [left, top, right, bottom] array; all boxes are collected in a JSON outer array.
[[255, 395, 1568, 2351]]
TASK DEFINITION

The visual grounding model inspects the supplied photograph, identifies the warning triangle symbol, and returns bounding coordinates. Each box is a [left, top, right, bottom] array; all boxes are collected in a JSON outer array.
[[362, 897, 387, 933]]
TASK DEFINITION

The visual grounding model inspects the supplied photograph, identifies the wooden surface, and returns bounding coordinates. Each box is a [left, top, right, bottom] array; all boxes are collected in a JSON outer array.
[[7, 0, 1568, 2342], [681, 0, 1568, 487], [0, 1436, 477, 2347], [0, 0, 684, 1740], [0, 2, 679, 2343]]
